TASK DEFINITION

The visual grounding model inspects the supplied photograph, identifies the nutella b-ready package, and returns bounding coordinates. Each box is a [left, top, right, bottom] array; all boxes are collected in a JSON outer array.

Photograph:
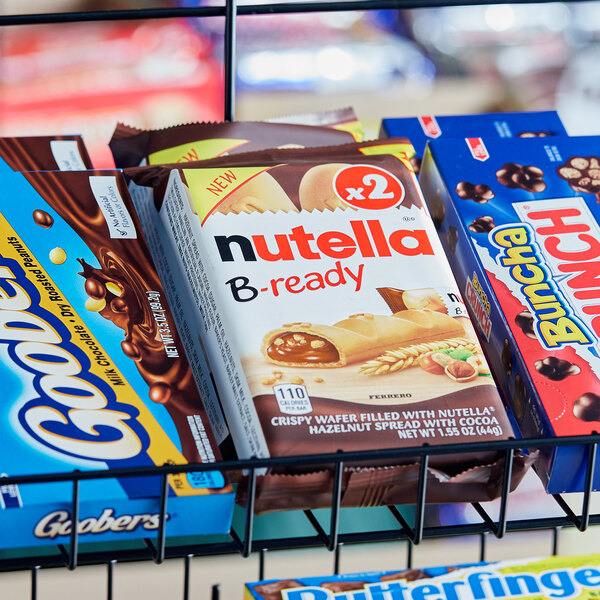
[[128, 142, 533, 509]]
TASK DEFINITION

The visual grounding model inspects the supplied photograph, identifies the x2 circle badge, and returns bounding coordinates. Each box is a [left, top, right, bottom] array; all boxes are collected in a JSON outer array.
[[333, 165, 405, 210]]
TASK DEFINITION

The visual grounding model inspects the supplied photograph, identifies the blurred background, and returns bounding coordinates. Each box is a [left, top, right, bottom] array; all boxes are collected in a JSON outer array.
[[1, 2, 600, 597], [1, 0, 600, 167]]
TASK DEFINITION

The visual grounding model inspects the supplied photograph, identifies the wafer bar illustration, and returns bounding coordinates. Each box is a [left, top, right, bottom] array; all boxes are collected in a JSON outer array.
[[377, 287, 446, 313], [215, 171, 297, 214], [298, 163, 353, 211], [262, 309, 464, 367]]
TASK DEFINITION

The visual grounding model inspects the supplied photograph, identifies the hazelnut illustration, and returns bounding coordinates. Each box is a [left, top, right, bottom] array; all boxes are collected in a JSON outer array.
[[445, 360, 478, 383], [430, 352, 455, 368], [467, 354, 490, 375], [418, 352, 445, 375]]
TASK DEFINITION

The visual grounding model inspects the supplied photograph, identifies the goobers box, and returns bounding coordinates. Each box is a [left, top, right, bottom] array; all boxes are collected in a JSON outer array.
[[0, 169, 233, 549], [420, 134, 600, 493], [131, 142, 531, 509]]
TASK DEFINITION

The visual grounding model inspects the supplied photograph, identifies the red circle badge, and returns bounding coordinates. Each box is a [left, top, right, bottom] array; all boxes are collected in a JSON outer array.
[[333, 165, 405, 210]]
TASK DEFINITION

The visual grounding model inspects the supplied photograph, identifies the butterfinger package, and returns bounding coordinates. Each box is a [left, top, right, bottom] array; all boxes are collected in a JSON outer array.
[[244, 554, 600, 600], [128, 142, 533, 510], [0, 169, 233, 549]]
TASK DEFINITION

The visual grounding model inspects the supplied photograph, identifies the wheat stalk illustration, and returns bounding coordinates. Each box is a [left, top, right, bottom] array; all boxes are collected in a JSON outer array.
[[358, 337, 480, 376]]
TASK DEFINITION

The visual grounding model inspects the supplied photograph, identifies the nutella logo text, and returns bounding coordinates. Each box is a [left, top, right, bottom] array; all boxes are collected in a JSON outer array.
[[34, 508, 166, 539], [213, 220, 435, 303], [490, 223, 593, 348], [214, 220, 434, 263], [0, 253, 148, 461]]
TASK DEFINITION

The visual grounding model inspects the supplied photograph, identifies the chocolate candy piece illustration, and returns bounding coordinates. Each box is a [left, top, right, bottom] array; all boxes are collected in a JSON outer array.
[[468, 216, 496, 233], [455, 181, 495, 203], [49, 247, 67, 264], [447, 226, 459, 254], [502, 339, 512, 376], [380, 570, 431, 582], [573, 393, 600, 422], [496, 163, 546, 192], [534, 356, 580, 381], [410, 156, 422, 174], [515, 310, 536, 339], [426, 190, 445, 228], [33, 209, 54, 228], [557, 156, 600, 200], [512, 374, 527, 419], [253, 580, 302, 600], [84, 276, 107, 301], [321, 582, 366, 593]]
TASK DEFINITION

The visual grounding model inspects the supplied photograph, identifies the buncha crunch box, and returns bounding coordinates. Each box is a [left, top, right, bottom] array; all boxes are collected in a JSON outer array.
[[0, 169, 233, 549], [380, 112, 567, 174], [129, 142, 533, 509], [419, 135, 600, 493]]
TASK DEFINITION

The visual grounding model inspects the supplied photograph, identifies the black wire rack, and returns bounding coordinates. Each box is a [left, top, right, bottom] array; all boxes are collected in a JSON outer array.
[[1, 2, 600, 599]]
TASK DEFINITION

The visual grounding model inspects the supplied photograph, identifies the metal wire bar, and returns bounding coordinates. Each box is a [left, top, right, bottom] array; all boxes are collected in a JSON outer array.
[[0, 0, 593, 27], [68, 477, 80, 570], [31, 566, 39, 600], [580, 441, 597, 532], [228, 527, 245, 554], [387, 505, 416, 542], [155, 473, 170, 564], [479, 532, 486, 563], [470, 503, 498, 536], [5, 434, 598, 487], [552, 527, 560, 556], [224, 0, 237, 121], [406, 539, 412, 569], [328, 459, 344, 552], [303, 510, 330, 546], [333, 543, 342, 575], [413, 454, 429, 545], [259, 549, 266, 581], [107, 560, 116, 600], [2, 519, 599, 573], [496, 447, 515, 539], [211, 583, 220, 600], [183, 554, 192, 600], [242, 466, 257, 558]]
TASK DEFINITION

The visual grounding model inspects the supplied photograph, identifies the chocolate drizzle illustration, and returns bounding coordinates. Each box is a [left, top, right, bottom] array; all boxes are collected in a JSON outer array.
[[0, 136, 92, 171], [22, 170, 219, 464]]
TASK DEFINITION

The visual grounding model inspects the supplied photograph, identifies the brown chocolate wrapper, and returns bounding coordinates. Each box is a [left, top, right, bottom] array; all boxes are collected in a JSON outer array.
[[265, 107, 364, 141], [125, 138, 419, 213], [110, 120, 356, 169], [236, 451, 536, 513], [0, 135, 93, 171]]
